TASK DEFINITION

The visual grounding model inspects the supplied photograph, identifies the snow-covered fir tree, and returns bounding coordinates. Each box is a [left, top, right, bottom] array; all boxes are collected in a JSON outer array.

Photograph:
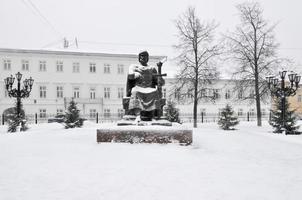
[[7, 101, 28, 133], [64, 99, 83, 129], [218, 104, 239, 130], [164, 100, 180, 123], [269, 97, 299, 134]]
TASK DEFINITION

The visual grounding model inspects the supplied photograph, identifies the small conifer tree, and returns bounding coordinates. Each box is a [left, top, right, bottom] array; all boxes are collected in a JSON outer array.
[[218, 104, 239, 130], [164, 100, 180, 123], [64, 99, 83, 129], [269, 97, 299, 134], [7, 101, 28, 133]]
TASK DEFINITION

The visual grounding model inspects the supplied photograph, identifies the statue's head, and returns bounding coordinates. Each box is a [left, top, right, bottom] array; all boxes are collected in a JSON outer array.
[[138, 51, 149, 66]]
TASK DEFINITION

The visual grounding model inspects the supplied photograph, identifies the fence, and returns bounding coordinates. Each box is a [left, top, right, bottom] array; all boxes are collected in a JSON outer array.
[[179, 112, 271, 123], [0, 112, 271, 125]]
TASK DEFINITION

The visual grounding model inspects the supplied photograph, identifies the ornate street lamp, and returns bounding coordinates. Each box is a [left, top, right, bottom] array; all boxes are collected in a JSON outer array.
[[267, 70, 301, 133], [4, 72, 34, 131]]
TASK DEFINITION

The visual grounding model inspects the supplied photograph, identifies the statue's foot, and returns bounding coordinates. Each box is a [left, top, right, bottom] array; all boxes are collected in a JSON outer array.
[[122, 115, 137, 121], [140, 116, 152, 121], [140, 110, 154, 121], [134, 116, 141, 123]]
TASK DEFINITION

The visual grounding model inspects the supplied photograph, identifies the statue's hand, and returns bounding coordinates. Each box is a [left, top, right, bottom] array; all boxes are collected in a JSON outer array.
[[158, 77, 165, 86], [134, 72, 142, 79], [157, 62, 163, 67]]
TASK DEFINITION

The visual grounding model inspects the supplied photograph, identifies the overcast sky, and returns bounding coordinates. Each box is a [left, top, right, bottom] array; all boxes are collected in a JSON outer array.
[[1, 0, 302, 76]]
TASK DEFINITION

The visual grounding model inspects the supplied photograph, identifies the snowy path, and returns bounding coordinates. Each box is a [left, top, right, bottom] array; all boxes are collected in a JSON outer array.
[[0, 122, 302, 200]]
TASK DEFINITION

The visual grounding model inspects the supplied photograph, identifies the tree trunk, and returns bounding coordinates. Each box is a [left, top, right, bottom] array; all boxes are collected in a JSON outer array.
[[254, 55, 262, 126], [193, 41, 198, 128], [193, 76, 198, 128], [255, 77, 262, 126], [193, 91, 198, 128]]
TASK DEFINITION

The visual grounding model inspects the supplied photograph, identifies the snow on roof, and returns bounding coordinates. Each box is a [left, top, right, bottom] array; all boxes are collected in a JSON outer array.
[[0, 46, 166, 60]]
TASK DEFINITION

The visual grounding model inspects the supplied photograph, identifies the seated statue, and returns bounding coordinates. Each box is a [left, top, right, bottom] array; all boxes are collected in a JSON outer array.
[[123, 51, 166, 121]]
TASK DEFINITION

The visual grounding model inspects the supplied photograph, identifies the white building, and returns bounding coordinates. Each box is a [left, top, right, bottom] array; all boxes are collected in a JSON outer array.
[[163, 78, 272, 122], [0, 48, 164, 120]]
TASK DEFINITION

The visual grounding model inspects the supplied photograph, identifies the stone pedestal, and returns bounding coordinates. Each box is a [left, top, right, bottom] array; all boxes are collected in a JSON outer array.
[[97, 125, 192, 145]]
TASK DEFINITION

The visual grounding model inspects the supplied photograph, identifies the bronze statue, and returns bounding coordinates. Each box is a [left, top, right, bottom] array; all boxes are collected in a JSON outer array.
[[123, 51, 166, 121]]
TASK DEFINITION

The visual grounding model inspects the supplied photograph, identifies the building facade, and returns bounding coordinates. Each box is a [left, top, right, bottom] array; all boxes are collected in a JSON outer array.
[[163, 78, 272, 122], [288, 87, 302, 117], [0, 48, 164, 120]]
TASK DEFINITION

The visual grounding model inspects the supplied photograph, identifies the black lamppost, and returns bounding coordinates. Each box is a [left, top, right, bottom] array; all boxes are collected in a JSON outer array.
[[266, 70, 301, 132], [4, 72, 34, 130]]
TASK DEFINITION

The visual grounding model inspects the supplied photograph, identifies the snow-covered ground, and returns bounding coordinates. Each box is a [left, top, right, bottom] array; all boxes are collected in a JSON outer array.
[[1, 121, 302, 200]]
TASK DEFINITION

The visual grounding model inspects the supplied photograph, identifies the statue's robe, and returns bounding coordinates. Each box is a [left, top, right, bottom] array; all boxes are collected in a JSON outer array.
[[128, 64, 160, 112]]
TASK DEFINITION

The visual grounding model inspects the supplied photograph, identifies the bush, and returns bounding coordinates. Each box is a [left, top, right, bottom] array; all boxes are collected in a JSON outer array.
[[5, 102, 28, 133], [218, 104, 239, 130], [269, 97, 299, 134], [64, 99, 83, 129], [164, 100, 180, 123]]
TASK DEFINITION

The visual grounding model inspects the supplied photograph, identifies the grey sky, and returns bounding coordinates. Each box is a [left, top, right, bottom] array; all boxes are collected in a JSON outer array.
[[1, 0, 302, 76]]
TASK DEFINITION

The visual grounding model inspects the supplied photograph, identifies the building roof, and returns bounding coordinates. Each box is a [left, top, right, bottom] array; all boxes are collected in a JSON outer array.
[[0, 48, 166, 60]]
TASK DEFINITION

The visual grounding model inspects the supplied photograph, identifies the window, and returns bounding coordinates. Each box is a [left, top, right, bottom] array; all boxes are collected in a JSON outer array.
[[39, 61, 46, 71], [249, 90, 254, 98], [174, 89, 180, 100], [104, 87, 110, 99], [174, 91, 178, 99], [213, 89, 220, 99], [298, 95, 302, 102], [163, 88, 166, 99], [118, 87, 124, 98], [39, 86, 47, 98], [90, 88, 96, 99], [90, 63, 96, 73], [238, 109, 243, 116], [3, 59, 11, 70], [73, 87, 80, 98], [104, 64, 111, 74], [238, 89, 243, 99], [39, 109, 47, 118], [261, 109, 266, 116], [4, 86, 8, 97], [225, 90, 231, 99], [200, 108, 206, 116], [56, 86, 64, 98], [104, 109, 110, 118], [73, 62, 80, 73], [187, 89, 193, 99], [201, 89, 206, 98], [118, 108, 124, 118], [249, 109, 255, 116], [22, 60, 29, 71], [56, 109, 64, 115], [56, 61, 63, 72], [89, 109, 97, 118], [117, 64, 124, 74]]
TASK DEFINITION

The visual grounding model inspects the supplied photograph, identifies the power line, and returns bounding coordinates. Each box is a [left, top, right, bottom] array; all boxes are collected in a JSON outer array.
[[20, 0, 63, 38]]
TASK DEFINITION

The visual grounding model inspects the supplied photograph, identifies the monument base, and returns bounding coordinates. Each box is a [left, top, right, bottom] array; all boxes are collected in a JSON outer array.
[[97, 125, 192, 145]]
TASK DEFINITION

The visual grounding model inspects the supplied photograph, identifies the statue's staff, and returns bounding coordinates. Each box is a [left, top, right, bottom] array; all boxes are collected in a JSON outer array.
[[154, 58, 167, 98], [154, 57, 167, 118]]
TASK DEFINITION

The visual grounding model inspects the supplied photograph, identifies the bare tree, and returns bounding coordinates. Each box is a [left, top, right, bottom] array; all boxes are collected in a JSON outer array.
[[174, 7, 220, 128], [224, 1, 280, 126]]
